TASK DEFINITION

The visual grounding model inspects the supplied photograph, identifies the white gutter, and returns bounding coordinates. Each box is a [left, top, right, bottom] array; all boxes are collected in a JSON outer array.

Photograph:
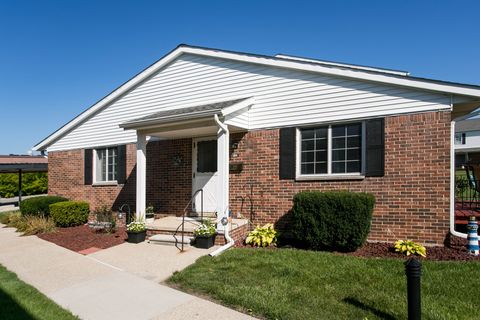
[[450, 120, 467, 238], [210, 114, 235, 257]]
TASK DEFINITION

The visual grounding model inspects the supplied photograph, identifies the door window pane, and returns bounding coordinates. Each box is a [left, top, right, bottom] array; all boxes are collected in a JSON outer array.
[[197, 140, 217, 173]]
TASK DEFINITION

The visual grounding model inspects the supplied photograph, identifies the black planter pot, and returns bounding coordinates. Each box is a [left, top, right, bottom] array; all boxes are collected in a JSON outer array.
[[195, 235, 216, 249], [127, 230, 146, 243]]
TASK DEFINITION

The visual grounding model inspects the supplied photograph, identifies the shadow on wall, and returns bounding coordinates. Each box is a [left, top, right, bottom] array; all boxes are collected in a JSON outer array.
[[112, 164, 136, 216]]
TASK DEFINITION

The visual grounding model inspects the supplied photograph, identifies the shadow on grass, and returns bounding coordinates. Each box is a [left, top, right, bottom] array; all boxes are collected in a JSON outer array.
[[0, 287, 35, 320], [343, 297, 397, 320]]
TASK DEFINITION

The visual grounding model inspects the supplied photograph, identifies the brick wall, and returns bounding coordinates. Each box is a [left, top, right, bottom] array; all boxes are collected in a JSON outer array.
[[48, 144, 137, 213], [48, 110, 451, 244], [229, 111, 451, 245], [48, 139, 192, 218], [146, 138, 192, 215]]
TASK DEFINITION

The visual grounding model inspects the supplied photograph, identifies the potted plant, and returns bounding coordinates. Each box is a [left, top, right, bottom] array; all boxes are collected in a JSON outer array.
[[194, 220, 216, 249], [145, 205, 155, 224], [126, 217, 146, 243]]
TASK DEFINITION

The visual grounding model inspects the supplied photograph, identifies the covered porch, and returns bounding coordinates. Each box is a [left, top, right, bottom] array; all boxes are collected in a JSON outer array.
[[119, 98, 254, 248]]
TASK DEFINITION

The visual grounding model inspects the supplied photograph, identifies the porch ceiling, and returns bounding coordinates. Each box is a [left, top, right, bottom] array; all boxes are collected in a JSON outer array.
[[452, 101, 480, 121]]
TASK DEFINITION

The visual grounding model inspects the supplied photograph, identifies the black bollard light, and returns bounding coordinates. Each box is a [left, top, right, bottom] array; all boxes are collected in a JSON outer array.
[[405, 258, 422, 320]]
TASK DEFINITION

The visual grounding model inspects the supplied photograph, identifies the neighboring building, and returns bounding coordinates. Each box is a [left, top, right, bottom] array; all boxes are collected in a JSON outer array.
[[455, 118, 480, 166], [33, 44, 480, 245]]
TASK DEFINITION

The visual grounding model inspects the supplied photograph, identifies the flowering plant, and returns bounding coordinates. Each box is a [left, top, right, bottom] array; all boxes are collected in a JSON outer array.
[[194, 220, 216, 237], [127, 217, 146, 233]]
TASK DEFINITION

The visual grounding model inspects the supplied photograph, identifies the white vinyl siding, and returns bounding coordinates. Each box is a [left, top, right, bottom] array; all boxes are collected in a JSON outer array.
[[47, 54, 451, 152]]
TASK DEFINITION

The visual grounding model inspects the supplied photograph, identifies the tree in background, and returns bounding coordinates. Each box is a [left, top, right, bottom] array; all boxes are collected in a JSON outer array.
[[0, 172, 47, 198]]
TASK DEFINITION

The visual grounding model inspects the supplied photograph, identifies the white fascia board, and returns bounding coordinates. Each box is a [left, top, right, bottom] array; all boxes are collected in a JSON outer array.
[[275, 54, 409, 76], [34, 45, 480, 151], [221, 97, 254, 116]]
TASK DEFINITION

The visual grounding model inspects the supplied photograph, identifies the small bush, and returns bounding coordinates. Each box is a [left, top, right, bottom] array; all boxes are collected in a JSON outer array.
[[20, 196, 68, 217], [394, 240, 427, 257], [246, 224, 277, 247], [50, 201, 89, 227], [290, 191, 375, 252], [92, 205, 116, 232]]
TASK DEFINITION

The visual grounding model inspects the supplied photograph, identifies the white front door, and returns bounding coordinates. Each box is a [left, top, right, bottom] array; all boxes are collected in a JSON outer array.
[[192, 137, 218, 214]]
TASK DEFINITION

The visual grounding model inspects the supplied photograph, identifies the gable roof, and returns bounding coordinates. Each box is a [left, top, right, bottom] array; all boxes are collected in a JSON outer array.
[[33, 44, 480, 151]]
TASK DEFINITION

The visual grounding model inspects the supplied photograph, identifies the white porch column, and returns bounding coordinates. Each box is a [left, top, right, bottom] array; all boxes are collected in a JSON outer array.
[[136, 132, 147, 221], [215, 116, 230, 222]]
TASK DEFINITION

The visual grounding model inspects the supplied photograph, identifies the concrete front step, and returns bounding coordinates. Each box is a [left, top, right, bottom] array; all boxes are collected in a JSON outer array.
[[148, 234, 194, 246]]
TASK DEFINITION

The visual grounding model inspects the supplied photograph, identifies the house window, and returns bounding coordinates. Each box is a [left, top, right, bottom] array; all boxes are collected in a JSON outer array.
[[95, 147, 118, 182], [298, 122, 363, 176], [455, 133, 466, 145]]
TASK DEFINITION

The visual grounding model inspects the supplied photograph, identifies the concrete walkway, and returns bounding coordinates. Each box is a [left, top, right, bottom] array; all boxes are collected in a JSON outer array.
[[0, 224, 255, 320], [89, 241, 217, 282]]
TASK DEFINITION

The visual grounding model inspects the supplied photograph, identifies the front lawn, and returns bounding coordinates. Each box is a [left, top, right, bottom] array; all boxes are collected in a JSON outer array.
[[0, 264, 78, 320], [169, 248, 479, 320]]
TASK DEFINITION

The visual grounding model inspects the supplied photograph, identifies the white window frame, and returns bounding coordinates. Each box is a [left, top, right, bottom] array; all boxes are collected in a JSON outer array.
[[295, 121, 366, 180], [93, 147, 118, 184]]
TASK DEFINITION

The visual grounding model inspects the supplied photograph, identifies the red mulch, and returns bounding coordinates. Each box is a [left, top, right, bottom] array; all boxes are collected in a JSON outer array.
[[343, 242, 480, 261], [38, 225, 127, 252]]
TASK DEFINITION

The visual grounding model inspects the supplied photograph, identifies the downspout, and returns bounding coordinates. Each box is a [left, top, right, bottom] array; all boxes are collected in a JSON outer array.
[[450, 119, 467, 238], [210, 114, 235, 257]]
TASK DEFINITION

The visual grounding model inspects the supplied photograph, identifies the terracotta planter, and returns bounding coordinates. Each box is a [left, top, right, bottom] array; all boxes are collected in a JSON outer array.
[[195, 235, 216, 249], [127, 230, 146, 243]]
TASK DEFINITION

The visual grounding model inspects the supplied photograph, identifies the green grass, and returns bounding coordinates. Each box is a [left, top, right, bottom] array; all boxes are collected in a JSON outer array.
[[0, 264, 78, 320], [169, 248, 480, 320]]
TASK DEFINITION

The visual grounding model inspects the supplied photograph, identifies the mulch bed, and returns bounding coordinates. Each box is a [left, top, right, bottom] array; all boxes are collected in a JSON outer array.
[[344, 242, 480, 261], [38, 225, 127, 252]]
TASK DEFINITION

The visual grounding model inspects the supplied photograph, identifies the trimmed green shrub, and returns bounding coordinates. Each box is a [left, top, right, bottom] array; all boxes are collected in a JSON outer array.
[[50, 201, 89, 227], [290, 191, 375, 252], [20, 196, 68, 217]]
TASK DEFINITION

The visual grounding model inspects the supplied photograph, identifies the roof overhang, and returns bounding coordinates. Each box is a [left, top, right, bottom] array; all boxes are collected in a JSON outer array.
[[0, 163, 48, 173], [119, 97, 253, 139], [33, 44, 480, 151]]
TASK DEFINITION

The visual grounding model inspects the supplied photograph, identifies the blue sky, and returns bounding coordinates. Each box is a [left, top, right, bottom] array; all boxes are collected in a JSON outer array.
[[1, 1, 479, 154]]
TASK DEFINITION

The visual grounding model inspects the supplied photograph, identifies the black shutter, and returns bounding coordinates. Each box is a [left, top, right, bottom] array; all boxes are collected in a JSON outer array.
[[117, 145, 127, 184], [84, 149, 93, 185], [365, 118, 385, 177], [279, 127, 296, 179]]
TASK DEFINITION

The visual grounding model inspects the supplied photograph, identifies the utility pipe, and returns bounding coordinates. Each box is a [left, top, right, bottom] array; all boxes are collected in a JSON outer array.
[[210, 114, 235, 257]]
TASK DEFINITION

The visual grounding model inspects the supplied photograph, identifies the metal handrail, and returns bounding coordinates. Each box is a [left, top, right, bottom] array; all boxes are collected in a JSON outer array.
[[173, 189, 204, 252]]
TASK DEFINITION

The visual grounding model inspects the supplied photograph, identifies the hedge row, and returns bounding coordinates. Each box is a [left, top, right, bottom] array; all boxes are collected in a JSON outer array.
[[19, 196, 89, 227], [20, 196, 67, 217]]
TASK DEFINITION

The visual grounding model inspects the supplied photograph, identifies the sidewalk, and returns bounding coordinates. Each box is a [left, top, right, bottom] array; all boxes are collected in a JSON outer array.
[[0, 224, 255, 320]]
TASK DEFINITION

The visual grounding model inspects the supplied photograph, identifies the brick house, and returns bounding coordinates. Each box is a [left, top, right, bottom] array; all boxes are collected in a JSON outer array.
[[34, 45, 480, 246]]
